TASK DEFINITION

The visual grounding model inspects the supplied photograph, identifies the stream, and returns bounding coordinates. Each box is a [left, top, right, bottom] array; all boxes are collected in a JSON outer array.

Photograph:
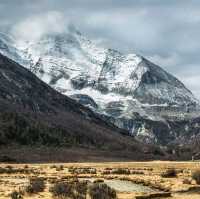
[[79, 178, 157, 193]]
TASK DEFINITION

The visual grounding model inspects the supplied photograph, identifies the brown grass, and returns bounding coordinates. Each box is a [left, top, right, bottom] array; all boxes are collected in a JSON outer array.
[[0, 161, 200, 199]]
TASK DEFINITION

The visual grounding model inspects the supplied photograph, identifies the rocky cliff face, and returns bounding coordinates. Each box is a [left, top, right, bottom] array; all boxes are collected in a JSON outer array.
[[0, 27, 199, 145]]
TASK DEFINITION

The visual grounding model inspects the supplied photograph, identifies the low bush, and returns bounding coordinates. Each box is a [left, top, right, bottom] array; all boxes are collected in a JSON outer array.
[[94, 179, 104, 183], [50, 180, 88, 199], [10, 191, 23, 199], [74, 181, 88, 198], [131, 170, 144, 175], [112, 168, 130, 175], [89, 183, 117, 199], [49, 182, 74, 198], [25, 178, 45, 194], [50, 165, 57, 169], [56, 165, 64, 171], [68, 167, 96, 174], [102, 170, 111, 175], [73, 193, 86, 199], [192, 170, 200, 184], [182, 178, 191, 184], [0, 166, 35, 174], [24, 165, 29, 169], [49, 182, 73, 197], [161, 169, 177, 178]]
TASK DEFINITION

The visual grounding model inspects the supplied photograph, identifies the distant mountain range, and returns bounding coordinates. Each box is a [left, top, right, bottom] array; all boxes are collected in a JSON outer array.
[[0, 27, 200, 159]]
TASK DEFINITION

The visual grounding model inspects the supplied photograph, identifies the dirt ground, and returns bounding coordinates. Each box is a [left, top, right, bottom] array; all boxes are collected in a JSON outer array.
[[0, 161, 200, 199]]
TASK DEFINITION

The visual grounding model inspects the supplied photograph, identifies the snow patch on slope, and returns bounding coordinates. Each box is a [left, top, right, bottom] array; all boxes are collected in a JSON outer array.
[[0, 28, 199, 142]]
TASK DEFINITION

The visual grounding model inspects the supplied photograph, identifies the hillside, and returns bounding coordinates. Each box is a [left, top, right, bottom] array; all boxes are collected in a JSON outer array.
[[0, 53, 165, 162], [0, 29, 199, 145]]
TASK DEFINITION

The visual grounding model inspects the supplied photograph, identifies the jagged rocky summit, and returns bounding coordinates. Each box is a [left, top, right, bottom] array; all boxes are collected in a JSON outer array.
[[0, 27, 199, 145]]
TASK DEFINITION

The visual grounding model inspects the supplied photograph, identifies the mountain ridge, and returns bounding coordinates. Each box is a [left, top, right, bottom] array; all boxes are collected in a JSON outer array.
[[0, 28, 199, 145], [0, 52, 166, 162]]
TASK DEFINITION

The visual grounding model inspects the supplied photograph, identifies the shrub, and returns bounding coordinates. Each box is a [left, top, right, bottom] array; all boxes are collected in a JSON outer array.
[[26, 178, 45, 193], [182, 178, 191, 184], [50, 165, 57, 169], [102, 170, 111, 175], [94, 179, 104, 183], [24, 165, 29, 169], [89, 183, 117, 199], [192, 170, 200, 184], [68, 167, 96, 174], [75, 181, 88, 195], [10, 191, 23, 199], [112, 168, 130, 175], [161, 169, 177, 178], [73, 193, 86, 199], [104, 168, 113, 170], [56, 165, 64, 171], [0, 166, 14, 174], [0, 167, 7, 174], [50, 180, 88, 199], [131, 170, 144, 175], [49, 182, 74, 198], [0, 167, 34, 174]]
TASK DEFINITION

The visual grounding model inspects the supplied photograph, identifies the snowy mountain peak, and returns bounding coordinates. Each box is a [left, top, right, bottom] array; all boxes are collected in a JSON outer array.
[[0, 27, 199, 144]]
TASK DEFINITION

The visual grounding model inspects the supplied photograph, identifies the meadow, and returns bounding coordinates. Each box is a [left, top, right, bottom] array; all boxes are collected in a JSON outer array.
[[0, 161, 200, 199]]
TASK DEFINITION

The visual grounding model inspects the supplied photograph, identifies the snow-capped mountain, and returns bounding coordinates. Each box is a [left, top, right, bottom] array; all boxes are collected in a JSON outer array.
[[0, 27, 199, 144], [0, 52, 156, 161]]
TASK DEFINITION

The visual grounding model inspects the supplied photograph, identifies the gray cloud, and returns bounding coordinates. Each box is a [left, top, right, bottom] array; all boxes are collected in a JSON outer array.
[[11, 11, 69, 42], [1, 0, 200, 99]]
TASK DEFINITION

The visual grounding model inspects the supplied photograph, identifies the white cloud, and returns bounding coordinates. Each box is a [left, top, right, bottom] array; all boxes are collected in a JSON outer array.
[[1, 0, 199, 99], [11, 11, 68, 42], [81, 9, 161, 52], [147, 54, 181, 69], [147, 54, 200, 100], [180, 75, 200, 100]]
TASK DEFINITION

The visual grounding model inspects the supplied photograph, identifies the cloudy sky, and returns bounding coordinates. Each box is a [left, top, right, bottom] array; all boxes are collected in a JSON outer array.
[[0, 0, 200, 99]]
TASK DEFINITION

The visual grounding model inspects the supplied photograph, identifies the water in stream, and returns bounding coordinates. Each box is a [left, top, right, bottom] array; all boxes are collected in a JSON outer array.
[[79, 178, 157, 193]]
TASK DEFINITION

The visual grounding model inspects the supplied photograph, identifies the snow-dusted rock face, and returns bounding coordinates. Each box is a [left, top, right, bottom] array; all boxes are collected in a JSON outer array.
[[0, 28, 199, 145]]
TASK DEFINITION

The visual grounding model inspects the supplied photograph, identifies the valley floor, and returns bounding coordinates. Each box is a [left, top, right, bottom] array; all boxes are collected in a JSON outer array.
[[0, 161, 200, 199]]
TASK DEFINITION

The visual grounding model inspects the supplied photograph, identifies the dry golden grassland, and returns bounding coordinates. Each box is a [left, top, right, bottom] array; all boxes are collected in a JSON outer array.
[[0, 161, 200, 199]]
